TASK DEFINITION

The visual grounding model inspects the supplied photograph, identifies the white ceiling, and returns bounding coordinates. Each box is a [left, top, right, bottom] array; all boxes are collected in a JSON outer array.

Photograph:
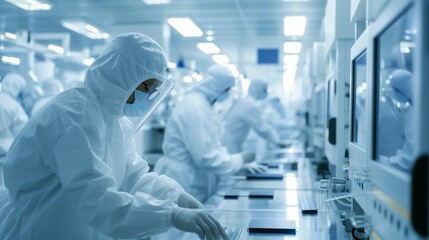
[[0, 0, 327, 89]]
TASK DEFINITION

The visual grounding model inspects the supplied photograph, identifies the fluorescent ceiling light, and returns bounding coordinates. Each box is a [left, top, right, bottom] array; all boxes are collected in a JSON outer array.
[[1, 56, 20, 65], [206, 36, 214, 42], [283, 55, 299, 65], [183, 75, 193, 83], [283, 67, 296, 92], [284, 16, 306, 36], [400, 41, 415, 53], [283, 41, 302, 54], [167, 61, 177, 68], [142, 0, 170, 4], [212, 54, 229, 64], [225, 64, 236, 71], [48, 44, 64, 54], [206, 30, 214, 36], [5, 32, 17, 39], [197, 42, 220, 54], [85, 24, 100, 34], [167, 18, 203, 37], [61, 20, 110, 39], [83, 58, 95, 66], [285, 64, 297, 72], [225, 64, 239, 78], [4, 0, 51, 11], [241, 78, 250, 93], [192, 72, 203, 82]]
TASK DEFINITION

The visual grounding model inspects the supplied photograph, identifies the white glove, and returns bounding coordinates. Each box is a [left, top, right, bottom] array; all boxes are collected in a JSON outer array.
[[241, 152, 256, 164], [242, 162, 268, 174], [171, 207, 229, 240], [178, 192, 204, 209]]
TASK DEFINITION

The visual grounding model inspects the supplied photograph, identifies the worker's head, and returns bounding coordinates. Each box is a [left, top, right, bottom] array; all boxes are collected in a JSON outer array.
[[84, 33, 174, 140], [1, 72, 27, 99], [385, 69, 413, 104], [248, 79, 268, 100], [194, 64, 236, 104], [40, 78, 64, 97], [84, 32, 172, 118], [383, 68, 413, 116]]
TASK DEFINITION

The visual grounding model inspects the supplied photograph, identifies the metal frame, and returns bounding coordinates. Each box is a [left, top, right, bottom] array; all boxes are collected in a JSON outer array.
[[324, 39, 354, 178], [349, 28, 370, 168]]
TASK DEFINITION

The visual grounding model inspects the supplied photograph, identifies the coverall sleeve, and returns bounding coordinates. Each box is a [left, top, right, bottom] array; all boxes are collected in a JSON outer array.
[[48, 124, 177, 239], [180, 106, 243, 174], [120, 139, 184, 201]]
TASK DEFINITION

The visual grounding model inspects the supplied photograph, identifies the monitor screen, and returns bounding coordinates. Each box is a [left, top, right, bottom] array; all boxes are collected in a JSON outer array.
[[351, 51, 367, 149], [374, 6, 415, 172]]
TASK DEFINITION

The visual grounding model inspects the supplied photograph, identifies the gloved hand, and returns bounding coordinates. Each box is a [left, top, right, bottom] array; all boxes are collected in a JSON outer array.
[[242, 161, 268, 174], [241, 152, 256, 163], [172, 207, 229, 240], [178, 192, 204, 209]]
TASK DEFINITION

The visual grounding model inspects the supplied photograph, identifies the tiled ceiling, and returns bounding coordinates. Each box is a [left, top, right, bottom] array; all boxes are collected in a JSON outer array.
[[0, 0, 327, 82]]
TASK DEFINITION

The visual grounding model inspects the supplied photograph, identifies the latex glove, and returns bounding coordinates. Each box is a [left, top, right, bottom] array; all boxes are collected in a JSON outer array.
[[178, 192, 204, 209], [172, 207, 229, 240], [242, 162, 268, 174], [241, 152, 256, 164]]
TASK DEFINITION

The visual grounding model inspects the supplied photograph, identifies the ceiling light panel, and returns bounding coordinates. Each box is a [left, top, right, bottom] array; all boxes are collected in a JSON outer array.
[[167, 18, 203, 37], [143, 0, 170, 4], [283, 42, 302, 54], [212, 54, 230, 64], [283, 54, 299, 65], [4, 0, 51, 11], [284, 16, 307, 36], [197, 42, 220, 54], [61, 20, 110, 39]]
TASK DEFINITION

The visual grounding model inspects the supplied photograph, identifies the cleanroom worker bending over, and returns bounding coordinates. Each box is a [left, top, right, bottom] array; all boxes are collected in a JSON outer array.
[[221, 79, 286, 154], [0, 33, 228, 240], [155, 64, 267, 203], [0, 72, 29, 185]]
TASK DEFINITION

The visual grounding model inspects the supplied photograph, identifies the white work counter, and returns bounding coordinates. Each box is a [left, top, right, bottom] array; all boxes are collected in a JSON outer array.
[[171, 147, 351, 239], [179, 209, 347, 239]]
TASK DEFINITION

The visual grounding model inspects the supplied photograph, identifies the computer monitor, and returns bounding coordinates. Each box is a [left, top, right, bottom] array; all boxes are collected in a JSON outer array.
[[368, 0, 418, 238], [348, 29, 370, 215]]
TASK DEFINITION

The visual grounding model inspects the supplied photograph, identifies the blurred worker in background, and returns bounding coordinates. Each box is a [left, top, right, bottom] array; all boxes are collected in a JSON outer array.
[[0, 33, 228, 240], [221, 79, 288, 155], [31, 78, 64, 116], [155, 64, 267, 203], [378, 69, 414, 171], [0, 72, 28, 185]]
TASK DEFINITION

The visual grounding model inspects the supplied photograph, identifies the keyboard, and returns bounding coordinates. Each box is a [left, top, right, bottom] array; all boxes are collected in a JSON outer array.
[[298, 195, 318, 214], [224, 227, 246, 240]]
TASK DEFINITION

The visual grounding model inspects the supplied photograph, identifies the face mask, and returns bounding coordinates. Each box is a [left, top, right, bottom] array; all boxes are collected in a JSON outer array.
[[216, 91, 230, 103], [124, 89, 160, 117]]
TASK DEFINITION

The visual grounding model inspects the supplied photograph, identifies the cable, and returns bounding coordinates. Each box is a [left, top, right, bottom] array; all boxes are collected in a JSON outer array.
[[351, 227, 369, 240], [335, 197, 352, 208]]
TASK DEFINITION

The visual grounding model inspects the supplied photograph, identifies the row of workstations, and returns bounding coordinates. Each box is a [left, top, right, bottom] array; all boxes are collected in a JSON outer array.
[[178, 146, 350, 239]]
